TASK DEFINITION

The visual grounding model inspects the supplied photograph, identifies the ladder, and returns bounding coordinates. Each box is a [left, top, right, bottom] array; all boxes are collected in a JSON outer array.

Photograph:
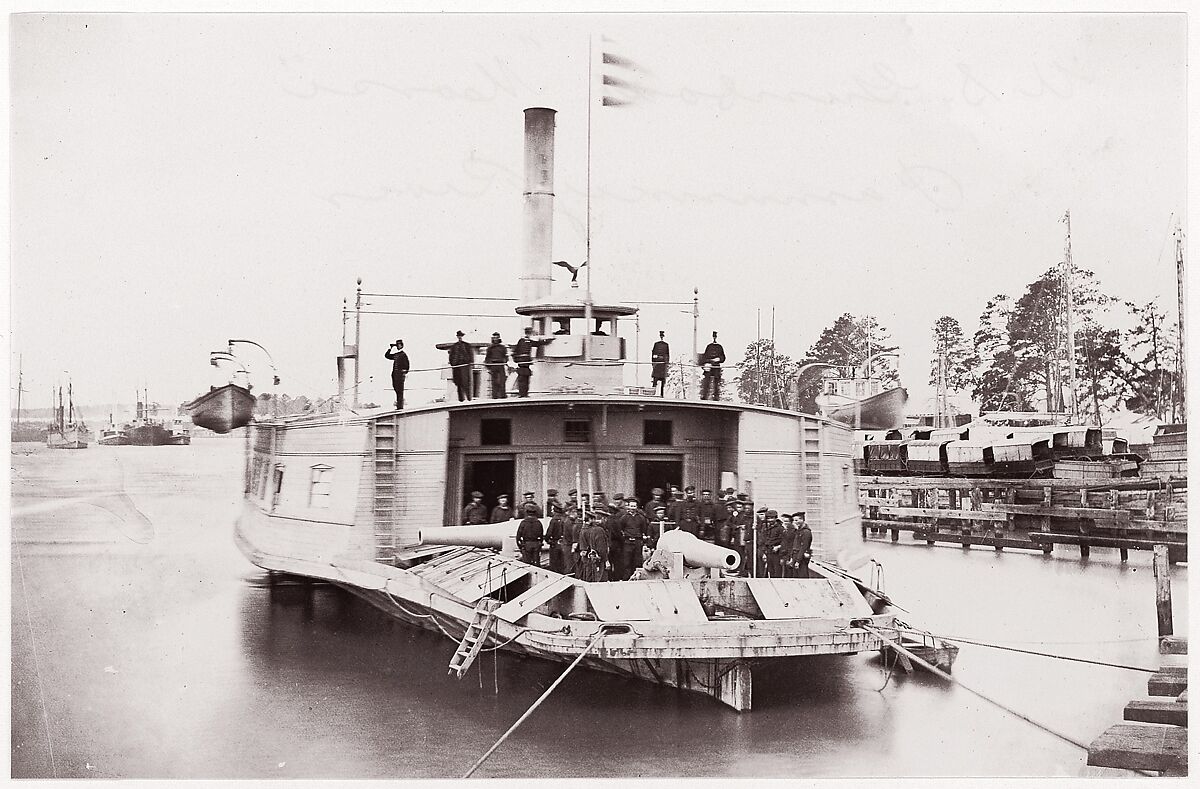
[[448, 598, 501, 678], [372, 418, 397, 562]]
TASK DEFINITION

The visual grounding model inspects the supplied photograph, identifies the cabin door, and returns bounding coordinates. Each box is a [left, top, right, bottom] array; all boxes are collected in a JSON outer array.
[[633, 456, 683, 507], [463, 456, 516, 512]]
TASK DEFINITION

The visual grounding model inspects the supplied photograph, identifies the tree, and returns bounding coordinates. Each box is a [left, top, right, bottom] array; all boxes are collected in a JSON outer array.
[[733, 339, 799, 407], [797, 313, 898, 411], [928, 316, 974, 392], [1121, 300, 1181, 420]]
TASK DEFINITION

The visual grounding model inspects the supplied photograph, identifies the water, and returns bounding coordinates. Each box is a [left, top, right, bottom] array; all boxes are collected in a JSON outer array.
[[10, 439, 1188, 779]]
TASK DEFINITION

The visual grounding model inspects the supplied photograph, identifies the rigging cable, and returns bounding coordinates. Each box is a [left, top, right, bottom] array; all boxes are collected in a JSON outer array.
[[896, 628, 1158, 673], [462, 629, 608, 779]]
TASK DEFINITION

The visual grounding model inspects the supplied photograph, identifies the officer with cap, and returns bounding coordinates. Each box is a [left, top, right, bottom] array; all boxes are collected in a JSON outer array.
[[483, 332, 508, 399], [513, 326, 537, 398], [792, 512, 813, 578], [642, 487, 668, 520], [617, 498, 652, 580], [521, 491, 543, 518], [779, 512, 796, 577], [515, 503, 544, 566], [446, 330, 474, 402], [384, 338, 410, 409], [667, 485, 701, 536], [490, 493, 515, 523], [698, 488, 729, 543], [699, 331, 726, 401], [545, 504, 576, 574], [461, 491, 488, 525], [650, 330, 670, 396], [546, 488, 564, 516], [760, 509, 785, 577]]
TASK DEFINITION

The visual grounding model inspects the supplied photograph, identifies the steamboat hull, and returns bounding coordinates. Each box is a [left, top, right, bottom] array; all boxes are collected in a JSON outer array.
[[818, 387, 908, 431], [124, 424, 172, 446], [185, 384, 256, 434]]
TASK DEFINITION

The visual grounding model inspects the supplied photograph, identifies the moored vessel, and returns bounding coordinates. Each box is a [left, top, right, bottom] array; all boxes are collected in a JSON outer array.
[[46, 383, 89, 449], [232, 107, 933, 711]]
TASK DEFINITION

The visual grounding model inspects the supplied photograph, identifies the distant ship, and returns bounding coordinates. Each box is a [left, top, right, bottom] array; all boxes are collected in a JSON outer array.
[[46, 383, 90, 449], [122, 394, 171, 446]]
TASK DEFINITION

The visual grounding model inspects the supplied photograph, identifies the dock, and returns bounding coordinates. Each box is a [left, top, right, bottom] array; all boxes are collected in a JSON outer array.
[[1087, 545, 1188, 775], [858, 475, 1186, 561]]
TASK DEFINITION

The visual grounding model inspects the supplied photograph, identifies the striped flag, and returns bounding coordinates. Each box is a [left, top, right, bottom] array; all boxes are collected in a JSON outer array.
[[599, 39, 649, 107]]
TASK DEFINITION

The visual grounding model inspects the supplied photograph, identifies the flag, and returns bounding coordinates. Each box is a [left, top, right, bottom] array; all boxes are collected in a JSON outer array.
[[599, 39, 649, 107]]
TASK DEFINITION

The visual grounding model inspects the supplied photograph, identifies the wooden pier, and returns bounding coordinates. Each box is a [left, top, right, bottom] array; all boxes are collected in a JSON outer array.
[[858, 476, 1186, 561], [1088, 546, 1188, 775]]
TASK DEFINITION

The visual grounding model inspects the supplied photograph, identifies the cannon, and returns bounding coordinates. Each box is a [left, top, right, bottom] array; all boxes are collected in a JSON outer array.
[[657, 528, 741, 572], [418, 518, 550, 549]]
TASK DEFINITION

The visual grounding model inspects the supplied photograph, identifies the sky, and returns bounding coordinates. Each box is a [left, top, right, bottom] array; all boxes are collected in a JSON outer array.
[[8, 11, 1189, 414]]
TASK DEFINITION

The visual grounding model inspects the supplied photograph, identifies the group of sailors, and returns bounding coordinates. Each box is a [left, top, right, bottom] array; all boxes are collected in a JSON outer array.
[[461, 485, 812, 581], [384, 326, 730, 409]]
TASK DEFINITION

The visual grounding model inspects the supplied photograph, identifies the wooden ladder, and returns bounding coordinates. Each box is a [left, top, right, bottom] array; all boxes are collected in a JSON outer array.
[[448, 598, 500, 678], [372, 418, 397, 562]]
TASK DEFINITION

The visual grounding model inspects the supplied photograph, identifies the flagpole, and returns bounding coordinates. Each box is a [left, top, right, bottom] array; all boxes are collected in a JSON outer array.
[[583, 33, 594, 363]]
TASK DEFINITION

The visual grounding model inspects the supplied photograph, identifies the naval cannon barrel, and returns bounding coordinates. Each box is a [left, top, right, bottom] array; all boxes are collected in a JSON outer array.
[[418, 518, 552, 549], [657, 528, 741, 572]]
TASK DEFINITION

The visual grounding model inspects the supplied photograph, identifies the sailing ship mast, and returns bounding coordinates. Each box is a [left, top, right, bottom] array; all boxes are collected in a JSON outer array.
[[1062, 211, 1078, 421], [14, 355, 23, 429]]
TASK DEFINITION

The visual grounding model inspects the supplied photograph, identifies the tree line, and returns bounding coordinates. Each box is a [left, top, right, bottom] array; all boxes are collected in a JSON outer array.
[[728, 266, 1183, 423]]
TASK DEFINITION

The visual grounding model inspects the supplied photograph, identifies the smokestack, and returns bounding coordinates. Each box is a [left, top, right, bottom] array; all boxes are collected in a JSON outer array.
[[521, 107, 556, 306]]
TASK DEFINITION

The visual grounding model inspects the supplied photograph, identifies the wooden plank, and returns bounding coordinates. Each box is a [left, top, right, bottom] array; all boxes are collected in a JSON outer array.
[[640, 581, 710, 623], [1156, 665, 1187, 677], [744, 578, 870, 619], [986, 503, 1132, 523], [1087, 723, 1188, 772], [1154, 544, 1174, 638], [583, 582, 655, 621], [493, 575, 574, 624], [1028, 533, 1186, 551], [909, 531, 1038, 550], [875, 506, 1007, 522], [1124, 700, 1187, 726], [1148, 673, 1188, 697], [444, 559, 533, 604]]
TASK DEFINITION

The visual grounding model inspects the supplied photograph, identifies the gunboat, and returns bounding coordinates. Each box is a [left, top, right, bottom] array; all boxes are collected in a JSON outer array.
[[233, 107, 914, 711]]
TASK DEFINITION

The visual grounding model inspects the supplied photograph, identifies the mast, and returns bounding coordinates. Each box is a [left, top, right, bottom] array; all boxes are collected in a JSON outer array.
[[1176, 224, 1186, 420], [15, 355, 22, 428], [353, 278, 363, 408], [1062, 211, 1078, 421], [583, 35, 595, 363], [68, 381, 74, 425]]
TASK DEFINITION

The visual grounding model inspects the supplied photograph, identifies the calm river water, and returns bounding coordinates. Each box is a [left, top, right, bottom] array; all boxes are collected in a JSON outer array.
[[10, 438, 1189, 779]]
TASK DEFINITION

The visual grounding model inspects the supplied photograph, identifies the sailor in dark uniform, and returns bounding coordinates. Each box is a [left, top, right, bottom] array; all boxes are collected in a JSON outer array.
[[576, 511, 610, 582], [461, 490, 488, 525], [447, 330, 474, 401], [617, 498, 652, 581], [650, 330, 670, 396], [384, 339, 410, 409], [513, 326, 537, 398], [490, 493, 515, 523], [793, 512, 813, 578], [779, 512, 796, 577], [545, 507, 575, 574], [520, 491, 544, 518], [667, 485, 701, 536], [697, 488, 729, 543], [760, 510, 785, 577], [699, 331, 726, 401], [545, 488, 565, 516], [515, 504, 544, 566], [483, 332, 508, 399], [642, 487, 668, 520]]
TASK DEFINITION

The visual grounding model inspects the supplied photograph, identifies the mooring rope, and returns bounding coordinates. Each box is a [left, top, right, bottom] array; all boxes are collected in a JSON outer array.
[[463, 629, 607, 779], [898, 628, 1159, 673]]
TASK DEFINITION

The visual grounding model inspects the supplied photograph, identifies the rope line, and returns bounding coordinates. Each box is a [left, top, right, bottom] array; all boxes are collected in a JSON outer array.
[[901, 629, 1159, 673], [463, 629, 607, 779], [868, 625, 1090, 752]]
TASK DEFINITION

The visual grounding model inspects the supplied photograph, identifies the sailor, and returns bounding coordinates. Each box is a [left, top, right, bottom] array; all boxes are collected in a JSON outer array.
[[483, 332, 508, 399], [760, 510, 785, 577], [699, 331, 726, 401], [520, 491, 544, 518], [490, 493, 515, 523], [603, 504, 626, 581], [576, 511, 611, 583], [792, 512, 813, 578], [642, 487, 668, 521], [751, 506, 769, 576], [650, 330, 670, 396], [617, 498, 652, 581], [546, 488, 565, 516], [697, 488, 729, 543], [667, 485, 701, 536], [779, 512, 796, 577], [730, 501, 754, 575], [545, 506, 575, 574], [384, 339, 411, 409], [447, 330, 474, 402], [567, 489, 579, 510], [461, 491, 488, 525], [513, 326, 536, 398], [515, 504, 544, 566], [669, 484, 683, 502], [649, 504, 671, 542]]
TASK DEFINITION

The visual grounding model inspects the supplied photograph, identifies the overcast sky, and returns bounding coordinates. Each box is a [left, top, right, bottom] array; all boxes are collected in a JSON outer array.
[[9, 11, 1187, 413]]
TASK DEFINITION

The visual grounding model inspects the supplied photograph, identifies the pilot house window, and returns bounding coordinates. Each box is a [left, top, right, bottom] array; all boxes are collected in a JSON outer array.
[[643, 419, 673, 445], [309, 465, 333, 508], [564, 419, 591, 443]]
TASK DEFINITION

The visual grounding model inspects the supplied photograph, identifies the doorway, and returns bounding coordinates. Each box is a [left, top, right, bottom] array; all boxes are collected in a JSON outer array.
[[633, 456, 683, 507], [463, 457, 516, 511]]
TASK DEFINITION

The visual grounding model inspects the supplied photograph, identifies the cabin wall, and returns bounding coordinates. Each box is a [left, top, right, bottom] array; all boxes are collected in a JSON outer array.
[[738, 411, 806, 513], [817, 420, 869, 572], [444, 404, 738, 520], [382, 411, 451, 548]]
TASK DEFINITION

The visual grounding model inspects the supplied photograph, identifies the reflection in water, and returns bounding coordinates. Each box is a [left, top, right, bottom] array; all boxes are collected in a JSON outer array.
[[10, 440, 1188, 779]]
